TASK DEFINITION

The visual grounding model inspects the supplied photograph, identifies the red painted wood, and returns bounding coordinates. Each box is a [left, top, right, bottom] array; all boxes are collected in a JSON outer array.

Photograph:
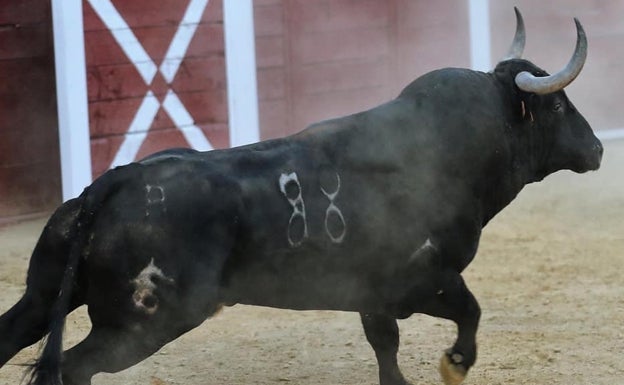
[[0, 161, 61, 217], [87, 56, 226, 102], [255, 1, 289, 140], [255, 35, 285, 68], [133, 124, 228, 160], [0, 0, 49, 25], [84, 0, 223, 31], [253, 0, 476, 140], [0, 57, 55, 110], [289, 0, 390, 33], [90, 89, 228, 137], [256, 67, 286, 100], [258, 99, 288, 140], [254, 3, 283, 37], [293, 86, 388, 129], [169, 56, 227, 93], [254, 0, 398, 138], [291, 58, 389, 96], [89, 97, 145, 138], [135, 128, 194, 160], [90, 135, 125, 177], [83, 16, 141, 66], [84, 19, 223, 68], [185, 24, 225, 58], [89, 93, 228, 139], [291, 27, 390, 65], [0, 0, 60, 220], [0, 103, 58, 167], [199, 123, 230, 149], [395, 0, 470, 85], [87, 63, 148, 102], [255, 0, 281, 6], [175, 89, 228, 123], [90, 123, 230, 178], [0, 23, 52, 60]]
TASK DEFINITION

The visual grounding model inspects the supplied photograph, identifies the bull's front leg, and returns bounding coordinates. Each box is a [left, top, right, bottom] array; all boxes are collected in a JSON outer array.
[[418, 271, 481, 385], [360, 313, 411, 385]]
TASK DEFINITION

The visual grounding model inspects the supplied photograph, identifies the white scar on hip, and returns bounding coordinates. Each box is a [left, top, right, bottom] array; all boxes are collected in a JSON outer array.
[[131, 258, 174, 315]]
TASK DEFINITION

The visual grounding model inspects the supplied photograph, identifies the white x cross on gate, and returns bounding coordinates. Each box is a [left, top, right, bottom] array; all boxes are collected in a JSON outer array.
[[88, 0, 214, 169]]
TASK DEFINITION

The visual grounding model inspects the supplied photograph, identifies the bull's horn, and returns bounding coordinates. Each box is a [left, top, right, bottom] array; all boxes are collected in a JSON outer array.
[[502, 7, 525, 60], [515, 18, 587, 94]]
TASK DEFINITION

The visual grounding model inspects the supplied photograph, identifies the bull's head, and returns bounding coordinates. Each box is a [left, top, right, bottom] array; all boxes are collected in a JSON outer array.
[[494, 8, 603, 179]]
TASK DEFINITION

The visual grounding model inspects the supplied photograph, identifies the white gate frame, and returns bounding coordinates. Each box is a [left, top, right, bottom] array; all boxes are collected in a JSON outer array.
[[52, 0, 260, 201], [468, 0, 491, 71], [224, 0, 260, 147], [52, 0, 92, 202]]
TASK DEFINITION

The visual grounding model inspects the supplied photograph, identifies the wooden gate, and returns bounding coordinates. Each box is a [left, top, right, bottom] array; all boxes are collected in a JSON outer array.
[[83, 0, 229, 178]]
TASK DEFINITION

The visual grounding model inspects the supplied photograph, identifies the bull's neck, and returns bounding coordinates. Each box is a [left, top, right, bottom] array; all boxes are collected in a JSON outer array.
[[479, 164, 526, 227], [480, 121, 552, 226], [515, 120, 555, 184]]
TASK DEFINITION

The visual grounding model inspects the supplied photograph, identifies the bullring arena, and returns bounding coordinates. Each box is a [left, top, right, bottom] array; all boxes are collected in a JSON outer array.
[[1, 139, 622, 384], [2, 1, 624, 384]]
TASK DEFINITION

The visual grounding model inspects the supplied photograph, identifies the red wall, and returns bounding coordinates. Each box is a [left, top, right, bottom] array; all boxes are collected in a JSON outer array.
[[254, 0, 470, 139], [0, 0, 61, 221]]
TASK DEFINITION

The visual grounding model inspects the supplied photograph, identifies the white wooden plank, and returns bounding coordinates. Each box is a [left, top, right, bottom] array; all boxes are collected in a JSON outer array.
[[52, 0, 93, 201], [224, 0, 260, 147], [469, 0, 491, 71]]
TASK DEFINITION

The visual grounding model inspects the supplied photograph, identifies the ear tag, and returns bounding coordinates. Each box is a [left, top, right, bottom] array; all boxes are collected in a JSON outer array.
[[521, 100, 534, 123]]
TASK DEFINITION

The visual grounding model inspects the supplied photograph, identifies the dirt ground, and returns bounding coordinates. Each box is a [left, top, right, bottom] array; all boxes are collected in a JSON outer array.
[[1, 140, 623, 385]]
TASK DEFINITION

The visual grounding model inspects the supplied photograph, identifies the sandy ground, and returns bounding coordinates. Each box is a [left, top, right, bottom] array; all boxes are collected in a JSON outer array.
[[1, 140, 623, 385]]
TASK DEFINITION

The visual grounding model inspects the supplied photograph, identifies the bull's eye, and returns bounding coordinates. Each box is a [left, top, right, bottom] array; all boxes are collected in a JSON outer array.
[[553, 102, 562, 112]]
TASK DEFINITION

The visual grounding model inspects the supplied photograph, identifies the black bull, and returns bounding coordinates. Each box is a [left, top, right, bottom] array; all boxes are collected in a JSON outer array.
[[0, 10, 603, 385]]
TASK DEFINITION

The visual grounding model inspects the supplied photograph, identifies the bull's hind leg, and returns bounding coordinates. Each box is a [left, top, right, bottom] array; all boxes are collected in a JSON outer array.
[[0, 292, 50, 366], [61, 296, 219, 385], [0, 199, 83, 367], [61, 265, 223, 384], [61, 324, 181, 385], [360, 313, 411, 385]]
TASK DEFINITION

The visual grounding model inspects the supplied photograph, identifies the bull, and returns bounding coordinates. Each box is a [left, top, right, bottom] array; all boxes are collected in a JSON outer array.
[[0, 8, 603, 385]]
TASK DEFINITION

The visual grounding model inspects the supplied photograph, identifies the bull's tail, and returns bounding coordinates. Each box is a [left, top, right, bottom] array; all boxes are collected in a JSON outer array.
[[26, 191, 90, 385], [26, 164, 140, 385]]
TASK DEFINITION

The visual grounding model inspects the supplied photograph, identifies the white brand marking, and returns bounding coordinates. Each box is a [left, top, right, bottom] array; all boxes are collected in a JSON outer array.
[[145, 185, 166, 216], [320, 173, 346, 243], [279, 172, 308, 247]]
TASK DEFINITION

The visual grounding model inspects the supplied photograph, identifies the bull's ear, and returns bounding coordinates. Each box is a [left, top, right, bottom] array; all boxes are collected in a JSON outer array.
[[501, 7, 526, 61], [515, 18, 587, 94]]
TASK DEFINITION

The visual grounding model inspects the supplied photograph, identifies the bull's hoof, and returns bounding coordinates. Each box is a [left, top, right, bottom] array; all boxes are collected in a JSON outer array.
[[439, 352, 467, 385]]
